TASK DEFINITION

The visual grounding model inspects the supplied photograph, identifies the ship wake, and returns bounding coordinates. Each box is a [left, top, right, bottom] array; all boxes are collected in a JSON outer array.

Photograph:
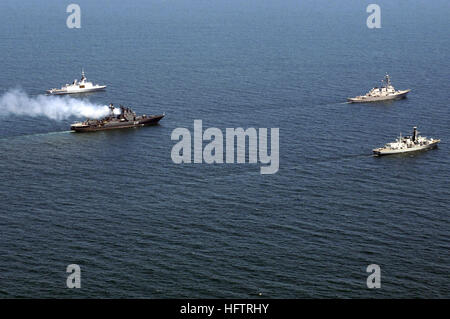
[[0, 89, 110, 120]]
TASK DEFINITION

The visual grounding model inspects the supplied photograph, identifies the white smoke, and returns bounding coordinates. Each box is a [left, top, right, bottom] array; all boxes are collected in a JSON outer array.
[[0, 89, 111, 120]]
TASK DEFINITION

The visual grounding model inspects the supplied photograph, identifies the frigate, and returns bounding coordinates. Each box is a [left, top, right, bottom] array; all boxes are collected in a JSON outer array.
[[348, 74, 410, 103], [47, 69, 106, 95], [373, 127, 440, 156], [71, 104, 164, 132]]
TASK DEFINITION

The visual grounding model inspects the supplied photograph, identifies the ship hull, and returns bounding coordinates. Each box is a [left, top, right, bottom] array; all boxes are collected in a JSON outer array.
[[373, 140, 439, 156], [47, 86, 107, 95], [347, 90, 410, 103], [71, 114, 164, 132]]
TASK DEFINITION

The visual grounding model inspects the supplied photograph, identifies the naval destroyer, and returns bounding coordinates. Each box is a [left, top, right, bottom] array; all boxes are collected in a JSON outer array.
[[348, 74, 410, 103], [47, 69, 106, 95], [71, 104, 164, 132], [373, 127, 440, 156]]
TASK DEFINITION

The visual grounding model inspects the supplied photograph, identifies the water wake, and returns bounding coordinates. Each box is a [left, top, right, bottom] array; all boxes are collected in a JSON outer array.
[[0, 89, 110, 120]]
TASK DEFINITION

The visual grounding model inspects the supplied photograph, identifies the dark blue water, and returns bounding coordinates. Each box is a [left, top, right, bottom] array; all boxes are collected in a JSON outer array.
[[0, 0, 449, 298]]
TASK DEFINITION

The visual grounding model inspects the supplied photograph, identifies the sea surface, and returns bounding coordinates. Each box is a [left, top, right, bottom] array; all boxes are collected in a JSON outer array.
[[0, 0, 449, 298]]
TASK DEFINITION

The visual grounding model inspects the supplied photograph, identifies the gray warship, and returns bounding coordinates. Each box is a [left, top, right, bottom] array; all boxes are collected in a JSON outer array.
[[71, 104, 164, 132], [348, 74, 410, 103], [373, 127, 440, 156], [47, 69, 106, 95]]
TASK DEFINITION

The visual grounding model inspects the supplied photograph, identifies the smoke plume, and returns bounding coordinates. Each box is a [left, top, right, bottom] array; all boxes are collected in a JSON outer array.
[[0, 89, 111, 120]]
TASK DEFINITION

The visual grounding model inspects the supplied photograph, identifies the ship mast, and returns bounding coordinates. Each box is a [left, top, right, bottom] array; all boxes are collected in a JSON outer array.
[[385, 73, 391, 87]]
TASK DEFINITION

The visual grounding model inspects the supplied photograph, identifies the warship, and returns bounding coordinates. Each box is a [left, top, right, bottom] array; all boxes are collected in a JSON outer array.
[[373, 127, 440, 156], [47, 69, 106, 95], [71, 104, 164, 132], [347, 74, 410, 103]]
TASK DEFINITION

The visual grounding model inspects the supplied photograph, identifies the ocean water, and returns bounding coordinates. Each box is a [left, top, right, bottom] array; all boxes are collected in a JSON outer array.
[[0, 0, 449, 298]]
